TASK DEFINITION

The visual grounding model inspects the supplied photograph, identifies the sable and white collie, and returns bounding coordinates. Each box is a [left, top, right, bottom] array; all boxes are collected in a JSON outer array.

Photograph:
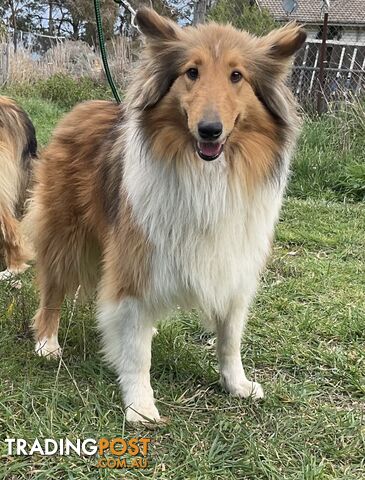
[[0, 96, 36, 279], [29, 8, 306, 422]]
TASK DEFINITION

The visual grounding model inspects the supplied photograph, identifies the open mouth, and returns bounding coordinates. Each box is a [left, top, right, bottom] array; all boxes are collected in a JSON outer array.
[[197, 141, 224, 161]]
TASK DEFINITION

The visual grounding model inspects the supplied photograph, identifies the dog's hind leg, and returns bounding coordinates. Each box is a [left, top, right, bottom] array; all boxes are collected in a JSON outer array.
[[0, 208, 30, 279], [32, 271, 65, 359], [216, 297, 264, 400]]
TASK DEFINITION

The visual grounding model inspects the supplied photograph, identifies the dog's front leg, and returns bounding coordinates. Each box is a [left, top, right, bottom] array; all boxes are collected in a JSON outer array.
[[216, 299, 264, 400], [97, 298, 160, 422]]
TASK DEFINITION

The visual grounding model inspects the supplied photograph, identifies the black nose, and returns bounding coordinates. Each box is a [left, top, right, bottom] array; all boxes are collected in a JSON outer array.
[[198, 121, 223, 140]]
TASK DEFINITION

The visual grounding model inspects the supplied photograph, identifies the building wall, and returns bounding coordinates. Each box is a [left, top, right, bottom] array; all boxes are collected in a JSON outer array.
[[304, 25, 365, 43]]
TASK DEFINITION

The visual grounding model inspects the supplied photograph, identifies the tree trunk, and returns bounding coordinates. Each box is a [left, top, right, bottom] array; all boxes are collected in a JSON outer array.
[[49, 1, 54, 36], [193, 0, 209, 25], [10, 1, 17, 52]]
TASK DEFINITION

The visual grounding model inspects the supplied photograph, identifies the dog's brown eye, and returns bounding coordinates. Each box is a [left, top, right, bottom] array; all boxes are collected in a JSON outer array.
[[231, 71, 243, 83], [186, 68, 199, 81]]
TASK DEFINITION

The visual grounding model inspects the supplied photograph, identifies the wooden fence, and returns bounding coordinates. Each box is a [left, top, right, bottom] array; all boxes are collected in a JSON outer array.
[[292, 38, 365, 107]]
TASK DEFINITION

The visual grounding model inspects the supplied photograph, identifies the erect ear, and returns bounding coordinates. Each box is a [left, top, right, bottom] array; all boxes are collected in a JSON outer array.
[[128, 8, 185, 109], [264, 23, 307, 59], [250, 24, 306, 125], [258, 23, 307, 77], [135, 7, 179, 42]]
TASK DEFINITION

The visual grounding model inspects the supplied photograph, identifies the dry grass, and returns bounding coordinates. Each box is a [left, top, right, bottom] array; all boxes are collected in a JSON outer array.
[[0, 37, 133, 87]]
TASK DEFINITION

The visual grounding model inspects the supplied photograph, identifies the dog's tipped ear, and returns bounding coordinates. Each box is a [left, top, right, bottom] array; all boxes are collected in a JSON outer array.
[[263, 23, 307, 59], [248, 24, 306, 126], [252, 23, 306, 79], [136, 7, 179, 42]]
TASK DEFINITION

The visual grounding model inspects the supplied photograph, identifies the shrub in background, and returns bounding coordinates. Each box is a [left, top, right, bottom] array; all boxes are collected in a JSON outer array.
[[35, 74, 111, 109], [5, 74, 111, 109]]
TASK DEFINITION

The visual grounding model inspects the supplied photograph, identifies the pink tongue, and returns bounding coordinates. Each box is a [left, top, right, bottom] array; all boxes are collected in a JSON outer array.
[[198, 142, 222, 157]]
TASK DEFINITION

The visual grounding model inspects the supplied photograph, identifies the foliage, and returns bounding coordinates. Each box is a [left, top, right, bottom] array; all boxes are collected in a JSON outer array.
[[57, 0, 118, 43], [0, 0, 42, 33], [4, 74, 111, 109], [0, 0, 180, 45], [32, 74, 111, 109], [337, 163, 365, 201], [209, 0, 278, 35], [0, 0, 118, 43], [289, 99, 365, 202]]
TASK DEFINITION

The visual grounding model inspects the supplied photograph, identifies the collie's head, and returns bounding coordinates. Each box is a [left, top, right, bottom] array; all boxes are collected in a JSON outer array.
[[128, 8, 305, 179]]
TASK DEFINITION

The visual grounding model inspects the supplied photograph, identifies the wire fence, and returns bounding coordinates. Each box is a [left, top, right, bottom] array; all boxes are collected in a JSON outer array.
[[292, 38, 365, 110]]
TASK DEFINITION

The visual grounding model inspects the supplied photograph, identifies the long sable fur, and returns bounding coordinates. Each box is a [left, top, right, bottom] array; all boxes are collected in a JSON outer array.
[[0, 96, 37, 274]]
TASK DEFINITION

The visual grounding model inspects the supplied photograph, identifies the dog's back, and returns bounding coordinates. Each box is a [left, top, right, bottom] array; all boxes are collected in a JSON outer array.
[[0, 96, 37, 276], [27, 100, 122, 295]]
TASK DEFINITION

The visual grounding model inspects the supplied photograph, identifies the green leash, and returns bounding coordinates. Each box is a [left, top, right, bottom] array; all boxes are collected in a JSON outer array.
[[94, 0, 121, 103]]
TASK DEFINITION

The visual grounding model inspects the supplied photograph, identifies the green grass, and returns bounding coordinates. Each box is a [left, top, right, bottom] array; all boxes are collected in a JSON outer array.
[[11, 96, 65, 146], [0, 91, 364, 479], [289, 102, 365, 202]]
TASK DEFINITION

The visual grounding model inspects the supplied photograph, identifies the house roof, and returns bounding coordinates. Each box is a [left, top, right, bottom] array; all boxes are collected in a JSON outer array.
[[258, 0, 365, 26]]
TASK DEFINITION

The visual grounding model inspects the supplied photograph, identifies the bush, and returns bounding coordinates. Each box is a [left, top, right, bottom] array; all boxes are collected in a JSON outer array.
[[5, 74, 112, 109], [209, 0, 277, 36], [34, 74, 112, 109]]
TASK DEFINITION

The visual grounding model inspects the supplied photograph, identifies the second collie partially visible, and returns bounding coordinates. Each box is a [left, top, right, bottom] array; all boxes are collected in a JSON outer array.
[[30, 8, 306, 422], [0, 96, 36, 279]]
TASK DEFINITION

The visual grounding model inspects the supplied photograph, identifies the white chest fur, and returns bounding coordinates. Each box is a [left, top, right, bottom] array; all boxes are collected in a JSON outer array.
[[123, 127, 288, 318]]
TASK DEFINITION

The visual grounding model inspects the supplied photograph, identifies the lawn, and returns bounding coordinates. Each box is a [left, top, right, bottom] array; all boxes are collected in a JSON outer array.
[[0, 92, 364, 479]]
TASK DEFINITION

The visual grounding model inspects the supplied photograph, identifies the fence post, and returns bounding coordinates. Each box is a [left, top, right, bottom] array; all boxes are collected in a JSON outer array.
[[0, 40, 9, 85], [317, 11, 329, 114]]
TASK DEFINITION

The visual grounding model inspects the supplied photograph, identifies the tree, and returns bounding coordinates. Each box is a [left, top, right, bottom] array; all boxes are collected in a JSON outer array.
[[0, 0, 42, 49], [37, 1, 119, 43], [209, 0, 277, 36]]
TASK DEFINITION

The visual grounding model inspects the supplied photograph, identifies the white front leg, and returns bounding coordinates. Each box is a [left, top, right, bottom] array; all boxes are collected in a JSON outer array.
[[97, 298, 160, 422], [216, 299, 264, 400]]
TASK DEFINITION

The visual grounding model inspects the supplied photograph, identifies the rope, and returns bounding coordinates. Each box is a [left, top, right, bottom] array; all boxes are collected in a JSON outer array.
[[94, 0, 121, 103]]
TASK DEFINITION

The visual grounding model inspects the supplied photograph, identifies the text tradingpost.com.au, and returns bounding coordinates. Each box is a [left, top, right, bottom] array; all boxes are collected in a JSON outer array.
[[4, 437, 151, 469]]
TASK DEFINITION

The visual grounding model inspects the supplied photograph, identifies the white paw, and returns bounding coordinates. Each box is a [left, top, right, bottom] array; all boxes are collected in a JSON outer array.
[[0, 269, 13, 281], [125, 402, 161, 423], [35, 335, 62, 359], [0, 264, 29, 280], [0, 270, 23, 289], [221, 376, 264, 400]]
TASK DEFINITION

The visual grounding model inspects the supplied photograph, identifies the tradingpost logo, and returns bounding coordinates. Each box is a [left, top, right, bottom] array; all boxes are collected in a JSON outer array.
[[4, 437, 151, 469]]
